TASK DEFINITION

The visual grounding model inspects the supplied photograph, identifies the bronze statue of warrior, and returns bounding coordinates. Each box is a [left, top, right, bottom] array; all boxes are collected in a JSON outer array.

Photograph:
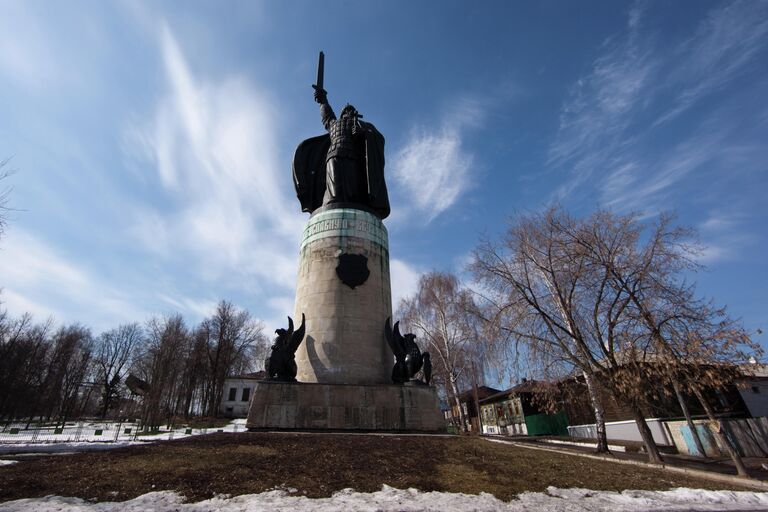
[[293, 52, 390, 219], [320, 102, 366, 205]]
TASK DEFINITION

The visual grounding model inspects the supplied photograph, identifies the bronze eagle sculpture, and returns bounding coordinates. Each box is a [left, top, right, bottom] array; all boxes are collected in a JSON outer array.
[[265, 314, 306, 382]]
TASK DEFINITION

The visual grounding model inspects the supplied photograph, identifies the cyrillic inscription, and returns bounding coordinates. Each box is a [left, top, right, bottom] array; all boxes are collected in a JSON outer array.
[[302, 209, 389, 249]]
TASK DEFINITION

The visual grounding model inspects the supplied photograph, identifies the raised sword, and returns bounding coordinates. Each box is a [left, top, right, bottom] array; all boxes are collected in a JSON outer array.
[[312, 51, 324, 93]]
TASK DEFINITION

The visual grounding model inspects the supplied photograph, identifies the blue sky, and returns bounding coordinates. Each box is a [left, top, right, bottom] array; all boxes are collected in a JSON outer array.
[[1, 1, 766, 353]]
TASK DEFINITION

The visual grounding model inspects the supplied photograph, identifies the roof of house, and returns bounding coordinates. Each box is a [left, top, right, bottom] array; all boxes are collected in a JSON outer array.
[[739, 363, 768, 378], [456, 386, 503, 402], [227, 370, 268, 380], [479, 379, 550, 404]]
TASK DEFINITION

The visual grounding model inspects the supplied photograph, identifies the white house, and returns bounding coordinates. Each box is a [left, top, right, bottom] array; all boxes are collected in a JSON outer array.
[[737, 364, 768, 418], [220, 371, 266, 418]]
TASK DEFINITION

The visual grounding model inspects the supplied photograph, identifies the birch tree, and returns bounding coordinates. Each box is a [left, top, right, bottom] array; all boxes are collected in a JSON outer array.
[[472, 210, 612, 453], [398, 272, 482, 433]]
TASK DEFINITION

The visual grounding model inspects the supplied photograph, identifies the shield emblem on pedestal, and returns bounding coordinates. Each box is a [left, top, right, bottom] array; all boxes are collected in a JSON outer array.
[[336, 253, 370, 289]]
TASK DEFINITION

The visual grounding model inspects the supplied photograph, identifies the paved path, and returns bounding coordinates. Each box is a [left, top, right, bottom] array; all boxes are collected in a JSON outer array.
[[492, 435, 768, 483]]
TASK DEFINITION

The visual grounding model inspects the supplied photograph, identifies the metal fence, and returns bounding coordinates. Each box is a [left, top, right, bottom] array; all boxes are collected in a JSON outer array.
[[0, 420, 241, 444]]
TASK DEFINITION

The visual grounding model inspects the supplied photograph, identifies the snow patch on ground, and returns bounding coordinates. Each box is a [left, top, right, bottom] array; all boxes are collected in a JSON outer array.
[[0, 441, 140, 455], [0, 419, 248, 452], [1, 486, 768, 511], [539, 438, 627, 452], [0, 460, 17, 466]]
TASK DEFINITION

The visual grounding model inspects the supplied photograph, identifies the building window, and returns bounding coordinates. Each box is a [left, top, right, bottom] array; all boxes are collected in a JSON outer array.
[[242, 387, 250, 402], [716, 389, 729, 408], [228, 387, 237, 401]]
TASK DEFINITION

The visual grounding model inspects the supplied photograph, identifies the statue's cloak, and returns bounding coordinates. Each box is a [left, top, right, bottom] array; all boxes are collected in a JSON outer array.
[[293, 123, 390, 219]]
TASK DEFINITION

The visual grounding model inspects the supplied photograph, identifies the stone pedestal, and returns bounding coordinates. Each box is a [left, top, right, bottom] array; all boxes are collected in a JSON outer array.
[[248, 206, 444, 433], [293, 208, 392, 385], [246, 381, 445, 432]]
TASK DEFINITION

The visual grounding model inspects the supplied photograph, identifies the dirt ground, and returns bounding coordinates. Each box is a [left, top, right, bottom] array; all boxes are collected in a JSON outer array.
[[0, 433, 754, 503]]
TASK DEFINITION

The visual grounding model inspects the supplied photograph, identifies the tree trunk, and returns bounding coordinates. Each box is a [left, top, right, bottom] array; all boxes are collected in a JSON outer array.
[[583, 371, 609, 453], [471, 361, 482, 434], [101, 383, 112, 419], [449, 377, 468, 433], [671, 378, 706, 458], [629, 403, 663, 464], [692, 386, 749, 477]]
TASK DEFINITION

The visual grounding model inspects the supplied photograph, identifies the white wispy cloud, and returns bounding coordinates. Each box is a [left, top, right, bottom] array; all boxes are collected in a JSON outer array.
[[695, 245, 732, 265], [0, 3, 60, 89], [694, 210, 753, 264], [390, 258, 423, 312], [157, 294, 219, 320], [603, 123, 725, 212], [655, 1, 768, 126], [700, 213, 740, 232], [391, 98, 482, 223], [548, 2, 653, 198], [0, 229, 148, 331], [549, 0, 768, 212], [0, 3, 107, 93], [127, 25, 305, 301]]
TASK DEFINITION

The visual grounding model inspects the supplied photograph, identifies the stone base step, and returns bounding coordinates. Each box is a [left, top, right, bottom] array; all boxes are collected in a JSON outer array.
[[246, 381, 445, 432]]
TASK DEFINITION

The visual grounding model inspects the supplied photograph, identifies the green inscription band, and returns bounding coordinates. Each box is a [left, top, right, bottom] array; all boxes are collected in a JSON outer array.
[[301, 209, 388, 249]]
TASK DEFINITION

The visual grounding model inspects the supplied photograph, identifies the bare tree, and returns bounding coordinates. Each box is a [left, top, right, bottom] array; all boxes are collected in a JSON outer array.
[[0, 298, 269, 424], [0, 311, 52, 419], [472, 209, 613, 454], [0, 158, 13, 241], [175, 325, 209, 418], [95, 323, 141, 418], [398, 272, 482, 433], [38, 324, 93, 423], [134, 314, 190, 430], [570, 210, 761, 475], [201, 300, 266, 417], [487, 207, 762, 470]]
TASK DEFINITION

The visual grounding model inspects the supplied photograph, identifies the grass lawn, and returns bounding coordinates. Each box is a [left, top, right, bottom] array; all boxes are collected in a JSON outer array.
[[0, 433, 753, 503]]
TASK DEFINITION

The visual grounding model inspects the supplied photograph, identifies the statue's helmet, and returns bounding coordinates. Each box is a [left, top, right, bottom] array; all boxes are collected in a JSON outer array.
[[340, 103, 361, 118]]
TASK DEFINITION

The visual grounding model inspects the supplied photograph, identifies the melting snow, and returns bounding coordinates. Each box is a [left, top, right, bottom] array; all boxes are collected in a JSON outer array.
[[1, 486, 767, 511]]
